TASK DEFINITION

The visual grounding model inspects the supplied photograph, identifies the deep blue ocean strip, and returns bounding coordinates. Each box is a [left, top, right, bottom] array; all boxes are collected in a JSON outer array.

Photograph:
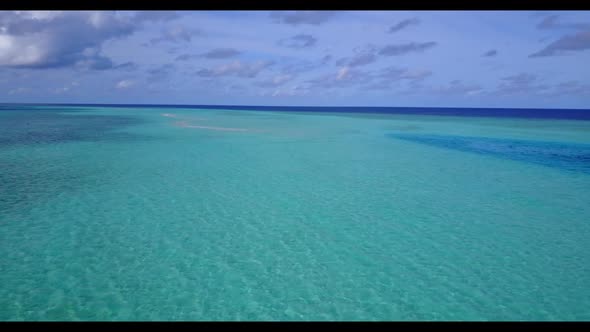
[[389, 133, 590, 174], [2, 103, 590, 121]]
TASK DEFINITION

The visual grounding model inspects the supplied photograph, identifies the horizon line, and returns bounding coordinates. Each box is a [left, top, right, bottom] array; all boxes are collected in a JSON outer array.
[[2, 102, 589, 111]]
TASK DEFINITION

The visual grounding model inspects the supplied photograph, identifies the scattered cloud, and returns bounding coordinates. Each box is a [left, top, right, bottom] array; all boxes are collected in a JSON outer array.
[[0, 11, 135, 69], [51, 86, 71, 94], [388, 18, 420, 34], [255, 74, 294, 87], [167, 47, 182, 55], [1, 11, 588, 107], [529, 30, 590, 57], [430, 80, 483, 95], [306, 67, 372, 89], [392, 68, 433, 81], [270, 85, 309, 97], [308, 65, 431, 91], [175, 54, 198, 61], [548, 80, 590, 96], [536, 15, 560, 29], [483, 49, 498, 57], [321, 55, 332, 64], [336, 67, 350, 80], [278, 34, 317, 49], [335, 45, 379, 68], [493, 73, 550, 95], [176, 48, 241, 61], [147, 64, 175, 83], [115, 79, 135, 89], [491, 74, 590, 97], [113, 62, 138, 71], [280, 57, 326, 74], [379, 42, 437, 56], [535, 14, 590, 31], [200, 48, 241, 59], [270, 11, 336, 26], [8, 87, 30, 95], [196, 60, 274, 78], [362, 67, 432, 90], [133, 11, 180, 23], [395, 79, 481, 96], [147, 26, 200, 45], [72, 54, 117, 71], [336, 52, 377, 68]]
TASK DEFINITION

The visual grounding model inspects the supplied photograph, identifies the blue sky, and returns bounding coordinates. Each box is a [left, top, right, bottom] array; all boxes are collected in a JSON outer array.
[[1, 10, 589, 108]]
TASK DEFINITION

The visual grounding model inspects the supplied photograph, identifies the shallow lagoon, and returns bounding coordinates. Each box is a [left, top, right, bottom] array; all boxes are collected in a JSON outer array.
[[1, 105, 589, 320]]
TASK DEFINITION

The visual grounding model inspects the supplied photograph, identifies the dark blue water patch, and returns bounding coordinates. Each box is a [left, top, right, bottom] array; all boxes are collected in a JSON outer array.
[[7, 103, 590, 121], [388, 134, 590, 174], [0, 105, 94, 112], [0, 158, 84, 216], [0, 107, 146, 147], [0, 107, 151, 215]]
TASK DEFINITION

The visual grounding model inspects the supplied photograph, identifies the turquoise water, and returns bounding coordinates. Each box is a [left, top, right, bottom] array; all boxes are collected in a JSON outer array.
[[1, 105, 590, 321]]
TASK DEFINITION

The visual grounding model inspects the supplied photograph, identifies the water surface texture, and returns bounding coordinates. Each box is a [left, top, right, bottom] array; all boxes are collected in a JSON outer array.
[[1, 105, 589, 321]]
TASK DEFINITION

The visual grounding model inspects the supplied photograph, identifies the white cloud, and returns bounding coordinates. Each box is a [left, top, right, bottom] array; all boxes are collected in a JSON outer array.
[[336, 67, 350, 80], [116, 79, 135, 89], [0, 11, 136, 69]]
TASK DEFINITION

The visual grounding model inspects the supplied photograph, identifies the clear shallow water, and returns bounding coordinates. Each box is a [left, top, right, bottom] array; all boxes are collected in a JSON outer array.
[[1, 105, 590, 321]]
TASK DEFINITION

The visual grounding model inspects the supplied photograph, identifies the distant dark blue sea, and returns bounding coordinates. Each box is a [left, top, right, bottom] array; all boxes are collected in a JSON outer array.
[[2, 103, 590, 120]]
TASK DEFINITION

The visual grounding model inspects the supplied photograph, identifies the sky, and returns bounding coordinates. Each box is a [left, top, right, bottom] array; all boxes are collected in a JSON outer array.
[[1, 10, 589, 109]]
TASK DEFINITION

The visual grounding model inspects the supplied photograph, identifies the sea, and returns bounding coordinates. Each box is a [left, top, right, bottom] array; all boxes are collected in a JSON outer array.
[[1, 104, 589, 320]]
